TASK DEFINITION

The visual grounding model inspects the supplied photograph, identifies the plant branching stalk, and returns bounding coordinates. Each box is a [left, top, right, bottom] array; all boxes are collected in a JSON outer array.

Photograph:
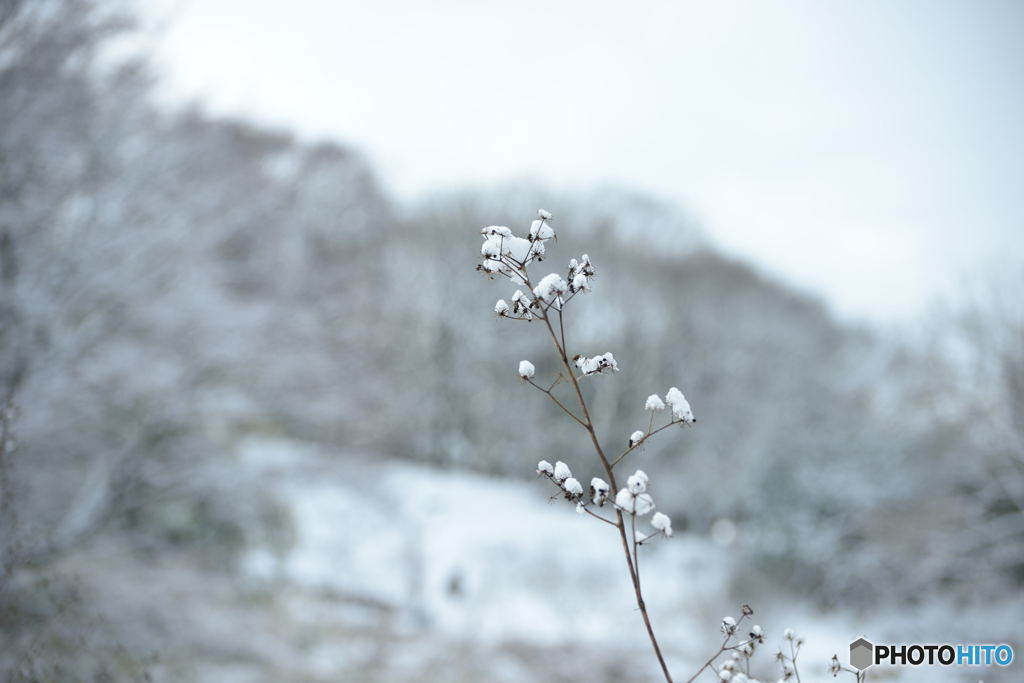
[[683, 614, 755, 683], [533, 289, 674, 683], [487, 230, 675, 682]]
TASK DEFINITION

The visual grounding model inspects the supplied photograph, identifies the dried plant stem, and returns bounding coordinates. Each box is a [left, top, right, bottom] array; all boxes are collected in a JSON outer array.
[[527, 284, 674, 683], [684, 614, 753, 683]]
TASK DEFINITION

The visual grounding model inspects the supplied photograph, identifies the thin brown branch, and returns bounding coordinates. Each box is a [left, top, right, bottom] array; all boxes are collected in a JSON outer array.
[[610, 418, 680, 469], [684, 614, 751, 683], [500, 238, 675, 683], [524, 378, 586, 427]]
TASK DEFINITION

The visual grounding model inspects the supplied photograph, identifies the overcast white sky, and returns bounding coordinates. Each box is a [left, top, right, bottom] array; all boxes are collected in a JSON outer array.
[[142, 0, 1023, 323]]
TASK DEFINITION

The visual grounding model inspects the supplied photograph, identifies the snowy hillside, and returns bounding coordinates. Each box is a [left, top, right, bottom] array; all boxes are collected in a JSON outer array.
[[19, 437, 1005, 682]]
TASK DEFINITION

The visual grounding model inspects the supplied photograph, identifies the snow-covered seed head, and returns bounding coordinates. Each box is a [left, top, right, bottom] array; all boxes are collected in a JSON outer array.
[[563, 477, 583, 497], [569, 273, 590, 293], [718, 669, 732, 681], [644, 394, 666, 412], [635, 494, 654, 515], [617, 490, 655, 516], [783, 628, 795, 641], [529, 217, 555, 241], [518, 360, 535, 379], [749, 624, 764, 642], [651, 511, 673, 537], [536, 460, 553, 476], [721, 615, 738, 636], [481, 225, 513, 238], [495, 299, 509, 316], [553, 460, 572, 482], [629, 430, 644, 447], [528, 239, 546, 260], [627, 469, 648, 494], [577, 352, 619, 376], [537, 208, 552, 220], [741, 604, 754, 616], [579, 253, 594, 276], [665, 386, 695, 424], [598, 352, 617, 371], [590, 477, 610, 506], [533, 273, 567, 303]]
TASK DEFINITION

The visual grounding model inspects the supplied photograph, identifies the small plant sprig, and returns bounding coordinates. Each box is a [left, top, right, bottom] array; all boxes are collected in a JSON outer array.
[[477, 210, 695, 682], [686, 610, 865, 683], [686, 604, 765, 682], [829, 652, 867, 682]]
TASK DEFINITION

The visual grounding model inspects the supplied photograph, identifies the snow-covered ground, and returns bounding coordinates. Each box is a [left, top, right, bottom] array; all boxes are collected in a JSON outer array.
[[47, 437, 1019, 681]]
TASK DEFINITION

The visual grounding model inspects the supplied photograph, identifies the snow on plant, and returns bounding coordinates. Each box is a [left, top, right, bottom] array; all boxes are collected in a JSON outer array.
[[477, 210, 848, 682], [517, 360, 535, 379], [477, 209, 695, 681], [684, 609, 868, 682]]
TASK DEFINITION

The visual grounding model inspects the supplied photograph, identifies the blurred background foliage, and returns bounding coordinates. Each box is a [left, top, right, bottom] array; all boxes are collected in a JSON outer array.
[[1, 1, 1021, 680]]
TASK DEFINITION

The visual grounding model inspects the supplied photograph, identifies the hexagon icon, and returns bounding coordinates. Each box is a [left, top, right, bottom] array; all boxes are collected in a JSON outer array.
[[849, 637, 874, 671]]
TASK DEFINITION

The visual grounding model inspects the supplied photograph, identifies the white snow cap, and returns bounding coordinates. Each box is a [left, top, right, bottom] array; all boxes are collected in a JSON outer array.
[[536, 460, 553, 476], [629, 430, 644, 447], [533, 273, 567, 303], [505, 236, 535, 263], [665, 387, 695, 423], [563, 477, 583, 496], [479, 224, 543, 275], [633, 493, 655, 515], [518, 360, 535, 379], [537, 208, 552, 220], [509, 289, 531, 316], [627, 469, 648, 494], [644, 394, 665, 412], [616, 488, 655, 515], [570, 273, 590, 293], [495, 299, 509, 315], [481, 225, 513, 238], [590, 477, 610, 505], [529, 217, 555, 241], [575, 352, 619, 376], [553, 460, 572, 481], [651, 512, 673, 537]]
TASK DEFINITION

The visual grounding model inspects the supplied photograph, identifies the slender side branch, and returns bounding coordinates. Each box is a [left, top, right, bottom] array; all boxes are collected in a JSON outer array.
[[610, 418, 683, 469], [525, 378, 586, 426]]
